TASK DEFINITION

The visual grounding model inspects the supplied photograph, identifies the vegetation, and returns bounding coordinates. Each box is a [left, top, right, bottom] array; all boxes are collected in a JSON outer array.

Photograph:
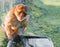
[[0, 0, 60, 47]]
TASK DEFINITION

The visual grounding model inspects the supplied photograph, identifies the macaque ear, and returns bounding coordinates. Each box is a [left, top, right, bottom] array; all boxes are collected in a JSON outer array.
[[24, 5, 28, 12]]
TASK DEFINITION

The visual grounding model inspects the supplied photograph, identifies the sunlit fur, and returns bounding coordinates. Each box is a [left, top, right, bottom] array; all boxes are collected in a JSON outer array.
[[2, 4, 29, 39]]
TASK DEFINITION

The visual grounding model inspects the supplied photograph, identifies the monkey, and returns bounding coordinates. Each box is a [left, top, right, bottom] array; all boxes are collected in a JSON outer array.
[[2, 4, 29, 47], [2, 4, 29, 40]]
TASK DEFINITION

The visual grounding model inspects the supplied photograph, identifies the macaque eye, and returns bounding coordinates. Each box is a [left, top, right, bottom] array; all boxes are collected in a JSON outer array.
[[19, 11, 27, 17]]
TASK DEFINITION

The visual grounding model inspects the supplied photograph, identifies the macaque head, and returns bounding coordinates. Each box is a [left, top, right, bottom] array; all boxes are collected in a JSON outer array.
[[15, 4, 28, 21]]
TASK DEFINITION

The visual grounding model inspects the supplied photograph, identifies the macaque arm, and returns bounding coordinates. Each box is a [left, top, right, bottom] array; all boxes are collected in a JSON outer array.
[[21, 15, 29, 28], [24, 15, 29, 27]]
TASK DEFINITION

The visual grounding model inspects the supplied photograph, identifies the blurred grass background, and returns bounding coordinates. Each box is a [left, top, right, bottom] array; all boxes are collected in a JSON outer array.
[[0, 0, 60, 47]]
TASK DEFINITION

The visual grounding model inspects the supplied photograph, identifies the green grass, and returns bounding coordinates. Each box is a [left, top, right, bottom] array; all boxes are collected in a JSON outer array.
[[24, 5, 60, 47], [0, 27, 5, 46]]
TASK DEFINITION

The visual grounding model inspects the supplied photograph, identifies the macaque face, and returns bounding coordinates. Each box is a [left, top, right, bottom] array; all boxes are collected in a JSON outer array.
[[15, 4, 28, 21]]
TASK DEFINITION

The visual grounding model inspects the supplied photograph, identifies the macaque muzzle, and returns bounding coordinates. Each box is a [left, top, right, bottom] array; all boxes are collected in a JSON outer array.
[[19, 11, 27, 17]]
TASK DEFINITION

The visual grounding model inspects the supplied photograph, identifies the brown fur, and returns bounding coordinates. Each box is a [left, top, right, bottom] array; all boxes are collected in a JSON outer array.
[[2, 4, 29, 39]]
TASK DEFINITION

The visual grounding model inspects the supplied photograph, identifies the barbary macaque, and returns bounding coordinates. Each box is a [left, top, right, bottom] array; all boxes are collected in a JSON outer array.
[[2, 4, 29, 39]]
